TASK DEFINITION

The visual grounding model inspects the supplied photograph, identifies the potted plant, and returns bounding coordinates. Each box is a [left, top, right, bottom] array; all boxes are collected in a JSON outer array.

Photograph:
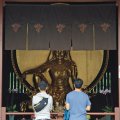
[[6, 104, 17, 120], [101, 106, 113, 120], [86, 115, 91, 120]]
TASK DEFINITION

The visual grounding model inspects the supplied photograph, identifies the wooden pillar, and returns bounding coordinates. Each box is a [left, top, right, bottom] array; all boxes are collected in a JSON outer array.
[[1, 107, 6, 120], [0, 0, 3, 119], [116, 1, 120, 120], [117, 0, 120, 110], [115, 107, 120, 120]]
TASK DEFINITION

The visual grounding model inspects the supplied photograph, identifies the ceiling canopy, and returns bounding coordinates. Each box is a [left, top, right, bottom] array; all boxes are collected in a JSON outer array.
[[5, 3, 117, 50]]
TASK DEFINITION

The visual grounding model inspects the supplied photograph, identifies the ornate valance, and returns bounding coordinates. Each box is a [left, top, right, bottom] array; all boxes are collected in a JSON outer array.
[[5, 3, 117, 50]]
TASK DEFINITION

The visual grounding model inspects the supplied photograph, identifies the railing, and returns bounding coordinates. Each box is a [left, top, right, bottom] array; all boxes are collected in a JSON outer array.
[[1, 107, 120, 120]]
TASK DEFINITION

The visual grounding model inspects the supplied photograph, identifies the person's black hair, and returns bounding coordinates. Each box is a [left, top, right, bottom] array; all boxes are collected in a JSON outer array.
[[74, 78, 83, 88], [38, 80, 48, 90]]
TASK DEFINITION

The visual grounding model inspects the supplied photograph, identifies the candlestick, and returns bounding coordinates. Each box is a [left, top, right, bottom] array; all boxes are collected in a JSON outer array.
[[106, 72, 108, 89], [93, 87, 95, 93], [99, 80, 101, 92], [13, 72, 14, 90], [96, 83, 99, 93], [109, 72, 111, 91], [9, 72, 11, 93], [16, 76, 18, 93], [102, 76, 104, 90], [19, 81, 21, 93], [22, 86, 24, 93]]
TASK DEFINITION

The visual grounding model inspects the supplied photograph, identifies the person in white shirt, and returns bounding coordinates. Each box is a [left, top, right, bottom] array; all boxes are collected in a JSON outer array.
[[32, 80, 53, 120]]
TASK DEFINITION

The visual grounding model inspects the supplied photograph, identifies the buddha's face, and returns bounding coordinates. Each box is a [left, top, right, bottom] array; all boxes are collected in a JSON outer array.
[[54, 51, 65, 60]]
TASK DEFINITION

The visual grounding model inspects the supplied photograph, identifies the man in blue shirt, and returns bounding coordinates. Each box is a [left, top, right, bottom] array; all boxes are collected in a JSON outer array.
[[65, 78, 91, 120]]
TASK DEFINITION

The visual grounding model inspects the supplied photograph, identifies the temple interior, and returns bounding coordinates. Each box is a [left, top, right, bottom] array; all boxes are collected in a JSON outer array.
[[2, 2, 119, 120]]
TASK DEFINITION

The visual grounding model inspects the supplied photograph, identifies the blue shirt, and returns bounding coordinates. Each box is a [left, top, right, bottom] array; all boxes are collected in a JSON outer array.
[[66, 91, 91, 120]]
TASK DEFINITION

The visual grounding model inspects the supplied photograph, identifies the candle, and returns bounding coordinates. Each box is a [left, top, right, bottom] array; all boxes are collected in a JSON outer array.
[[19, 81, 21, 93], [102, 76, 104, 90], [22, 85, 25, 93], [109, 72, 111, 91], [16, 76, 18, 93], [13, 72, 14, 90], [97, 83, 99, 93], [101, 78, 102, 90], [99, 80, 101, 92], [9, 72, 11, 93], [106, 72, 108, 89], [93, 88, 95, 93]]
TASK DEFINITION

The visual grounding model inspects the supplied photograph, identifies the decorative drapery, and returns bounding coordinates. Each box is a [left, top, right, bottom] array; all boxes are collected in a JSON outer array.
[[5, 3, 117, 50]]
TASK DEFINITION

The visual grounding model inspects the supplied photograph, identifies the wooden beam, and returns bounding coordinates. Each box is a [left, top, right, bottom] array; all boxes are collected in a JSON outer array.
[[4, 0, 116, 3]]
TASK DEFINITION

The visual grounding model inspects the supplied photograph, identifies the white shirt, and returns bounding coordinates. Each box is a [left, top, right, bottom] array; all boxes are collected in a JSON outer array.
[[32, 92, 53, 120]]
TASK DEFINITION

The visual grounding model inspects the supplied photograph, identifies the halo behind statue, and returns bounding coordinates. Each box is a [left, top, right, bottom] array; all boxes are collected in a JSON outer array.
[[11, 50, 109, 97]]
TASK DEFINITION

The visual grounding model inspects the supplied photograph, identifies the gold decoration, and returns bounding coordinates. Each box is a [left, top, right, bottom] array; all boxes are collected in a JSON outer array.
[[56, 24, 65, 33], [15, 50, 106, 90], [85, 51, 109, 93], [11, 23, 21, 32], [100, 23, 111, 32], [34, 23, 43, 33], [78, 24, 87, 33]]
